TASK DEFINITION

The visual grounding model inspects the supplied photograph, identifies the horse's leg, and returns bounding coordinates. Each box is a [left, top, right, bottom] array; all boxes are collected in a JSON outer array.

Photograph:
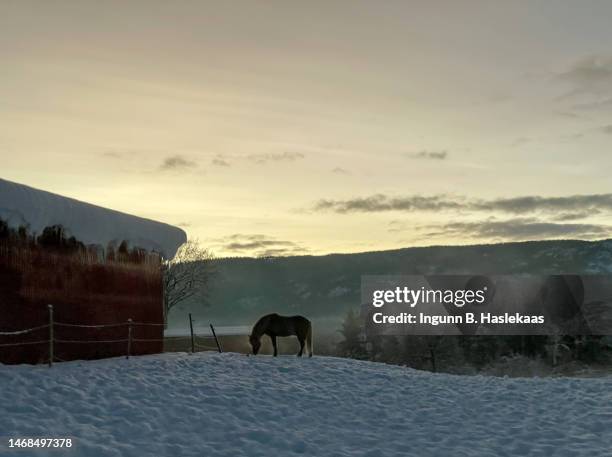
[[271, 335, 278, 357], [297, 336, 305, 357], [307, 324, 313, 357]]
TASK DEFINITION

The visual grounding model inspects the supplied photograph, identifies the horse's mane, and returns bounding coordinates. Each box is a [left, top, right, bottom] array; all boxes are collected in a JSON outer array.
[[251, 313, 274, 338]]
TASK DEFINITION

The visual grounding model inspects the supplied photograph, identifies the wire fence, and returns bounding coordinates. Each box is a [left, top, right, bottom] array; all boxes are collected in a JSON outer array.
[[0, 324, 50, 336], [0, 305, 224, 366]]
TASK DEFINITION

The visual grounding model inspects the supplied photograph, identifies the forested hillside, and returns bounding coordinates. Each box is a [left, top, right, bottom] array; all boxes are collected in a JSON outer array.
[[170, 239, 612, 333]]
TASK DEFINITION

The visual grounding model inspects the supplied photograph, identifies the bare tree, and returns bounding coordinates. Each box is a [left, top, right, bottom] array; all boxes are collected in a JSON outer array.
[[162, 239, 214, 326]]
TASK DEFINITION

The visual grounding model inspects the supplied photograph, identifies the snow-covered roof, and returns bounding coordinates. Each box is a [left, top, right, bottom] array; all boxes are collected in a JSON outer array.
[[0, 178, 187, 258]]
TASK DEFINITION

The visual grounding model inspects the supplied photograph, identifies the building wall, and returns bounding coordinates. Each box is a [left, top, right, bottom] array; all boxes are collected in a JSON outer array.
[[0, 240, 163, 364]]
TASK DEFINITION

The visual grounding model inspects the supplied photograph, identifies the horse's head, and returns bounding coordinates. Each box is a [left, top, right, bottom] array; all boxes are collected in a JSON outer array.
[[249, 335, 261, 355]]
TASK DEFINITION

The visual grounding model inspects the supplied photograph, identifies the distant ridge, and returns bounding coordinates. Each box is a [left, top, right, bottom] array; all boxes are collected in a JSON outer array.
[[173, 238, 612, 329]]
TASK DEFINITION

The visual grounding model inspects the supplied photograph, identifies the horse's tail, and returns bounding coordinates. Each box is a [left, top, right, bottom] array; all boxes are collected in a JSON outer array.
[[306, 321, 313, 357]]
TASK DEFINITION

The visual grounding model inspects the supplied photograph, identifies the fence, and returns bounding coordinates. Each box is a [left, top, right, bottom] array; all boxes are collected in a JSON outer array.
[[0, 306, 223, 366]]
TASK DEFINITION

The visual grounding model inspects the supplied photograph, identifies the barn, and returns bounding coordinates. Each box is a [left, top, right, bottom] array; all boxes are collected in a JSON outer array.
[[0, 178, 187, 364]]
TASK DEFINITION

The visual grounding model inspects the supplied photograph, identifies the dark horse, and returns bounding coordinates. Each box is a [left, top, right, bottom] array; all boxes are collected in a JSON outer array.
[[249, 313, 313, 357]]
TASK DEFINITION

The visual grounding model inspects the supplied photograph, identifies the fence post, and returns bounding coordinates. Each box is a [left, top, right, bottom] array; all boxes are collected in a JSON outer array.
[[48, 304, 54, 367], [126, 318, 133, 359], [210, 323, 222, 353], [189, 313, 195, 354]]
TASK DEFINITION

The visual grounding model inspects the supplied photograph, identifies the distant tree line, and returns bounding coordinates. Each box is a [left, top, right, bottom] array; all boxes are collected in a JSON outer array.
[[0, 218, 156, 264], [336, 308, 611, 373]]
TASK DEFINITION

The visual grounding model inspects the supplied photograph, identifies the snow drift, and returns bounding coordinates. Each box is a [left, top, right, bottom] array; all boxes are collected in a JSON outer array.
[[0, 178, 186, 258], [1, 352, 610, 457]]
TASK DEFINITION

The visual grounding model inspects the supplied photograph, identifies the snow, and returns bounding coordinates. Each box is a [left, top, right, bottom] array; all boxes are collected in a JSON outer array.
[[0, 178, 186, 258], [1, 352, 611, 457]]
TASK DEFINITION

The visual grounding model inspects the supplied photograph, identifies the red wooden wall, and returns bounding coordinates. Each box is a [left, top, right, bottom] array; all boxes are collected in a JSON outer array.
[[0, 243, 163, 364]]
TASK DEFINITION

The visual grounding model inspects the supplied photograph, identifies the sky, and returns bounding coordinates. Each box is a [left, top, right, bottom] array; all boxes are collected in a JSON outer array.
[[2, 1, 612, 257]]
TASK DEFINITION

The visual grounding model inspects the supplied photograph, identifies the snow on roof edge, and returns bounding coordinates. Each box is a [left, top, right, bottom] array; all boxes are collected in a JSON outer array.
[[0, 178, 187, 259]]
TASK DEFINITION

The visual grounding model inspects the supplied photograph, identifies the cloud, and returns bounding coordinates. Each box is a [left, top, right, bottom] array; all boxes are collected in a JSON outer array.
[[205, 151, 305, 168], [211, 155, 230, 167], [600, 125, 612, 134], [314, 193, 612, 217], [416, 218, 610, 241], [101, 147, 150, 159], [560, 132, 584, 141], [572, 98, 612, 111], [215, 234, 308, 257], [247, 151, 305, 164], [553, 211, 599, 222], [471, 194, 612, 214], [255, 247, 306, 257], [388, 220, 411, 233], [331, 167, 350, 175], [406, 150, 448, 160], [557, 56, 612, 95], [102, 151, 123, 159], [557, 112, 582, 119], [225, 239, 294, 250], [160, 155, 197, 171], [511, 137, 532, 148], [314, 194, 464, 213]]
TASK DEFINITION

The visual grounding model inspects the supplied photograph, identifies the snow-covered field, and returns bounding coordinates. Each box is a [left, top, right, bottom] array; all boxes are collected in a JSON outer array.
[[1, 353, 611, 457]]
